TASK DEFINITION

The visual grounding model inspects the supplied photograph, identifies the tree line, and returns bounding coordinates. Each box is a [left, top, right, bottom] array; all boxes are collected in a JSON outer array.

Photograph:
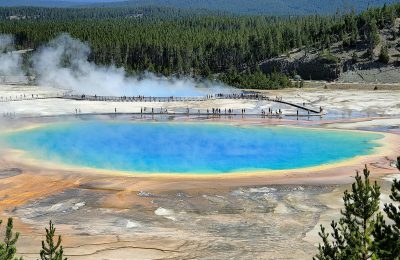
[[0, 4, 399, 88], [0, 6, 225, 21], [86, 0, 399, 16]]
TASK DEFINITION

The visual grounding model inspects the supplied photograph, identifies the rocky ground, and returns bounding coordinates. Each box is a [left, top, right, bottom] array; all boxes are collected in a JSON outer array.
[[0, 165, 396, 260], [12, 184, 334, 259], [338, 66, 400, 83], [261, 18, 400, 83]]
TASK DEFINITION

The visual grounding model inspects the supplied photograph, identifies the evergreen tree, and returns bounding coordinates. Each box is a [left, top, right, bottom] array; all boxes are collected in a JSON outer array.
[[40, 221, 66, 260], [314, 166, 381, 260], [369, 19, 380, 48], [398, 23, 400, 38], [0, 218, 22, 260], [372, 157, 400, 259], [379, 45, 390, 64], [397, 156, 400, 171], [367, 18, 381, 60]]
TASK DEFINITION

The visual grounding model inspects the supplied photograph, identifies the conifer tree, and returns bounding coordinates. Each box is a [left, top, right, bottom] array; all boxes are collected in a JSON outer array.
[[0, 218, 22, 260], [379, 45, 390, 64], [372, 157, 400, 259], [39, 221, 66, 260], [367, 19, 381, 59], [314, 166, 381, 260]]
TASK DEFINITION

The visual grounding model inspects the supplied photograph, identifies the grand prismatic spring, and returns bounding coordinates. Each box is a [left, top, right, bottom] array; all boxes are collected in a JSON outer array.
[[2, 122, 383, 174]]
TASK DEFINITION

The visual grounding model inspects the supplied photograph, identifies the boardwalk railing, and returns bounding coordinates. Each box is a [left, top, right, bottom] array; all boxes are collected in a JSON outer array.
[[62, 93, 321, 114], [272, 99, 320, 113], [0, 93, 65, 102], [63, 95, 208, 102], [1, 93, 322, 115]]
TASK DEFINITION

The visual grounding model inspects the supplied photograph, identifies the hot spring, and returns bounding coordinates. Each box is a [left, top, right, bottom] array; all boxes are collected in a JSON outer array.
[[2, 122, 383, 174]]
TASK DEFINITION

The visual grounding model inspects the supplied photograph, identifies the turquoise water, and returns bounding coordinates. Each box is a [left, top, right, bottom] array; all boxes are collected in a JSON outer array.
[[3, 122, 383, 174]]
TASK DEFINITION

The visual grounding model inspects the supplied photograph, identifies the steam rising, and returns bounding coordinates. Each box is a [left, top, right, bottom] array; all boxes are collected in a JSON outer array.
[[28, 33, 232, 96], [0, 34, 13, 49], [0, 34, 23, 76]]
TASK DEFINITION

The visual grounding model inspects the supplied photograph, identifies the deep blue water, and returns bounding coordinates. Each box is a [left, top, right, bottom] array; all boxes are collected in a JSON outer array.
[[3, 122, 383, 174]]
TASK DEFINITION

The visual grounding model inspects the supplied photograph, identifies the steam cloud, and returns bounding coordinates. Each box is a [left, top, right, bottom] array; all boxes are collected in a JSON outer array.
[[0, 34, 13, 49], [0, 34, 23, 77], [0, 33, 233, 96]]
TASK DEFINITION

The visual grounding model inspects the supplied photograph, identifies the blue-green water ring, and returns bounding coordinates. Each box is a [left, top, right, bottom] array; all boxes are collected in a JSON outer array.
[[2, 122, 383, 174]]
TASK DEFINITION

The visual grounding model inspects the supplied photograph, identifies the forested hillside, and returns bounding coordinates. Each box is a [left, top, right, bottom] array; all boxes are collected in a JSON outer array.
[[0, 1, 74, 7], [0, 6, 223, 21], [0, 0, 120, 8], [1, 4, 399, 89], [1, 0, 398, 15], [91, 0, 399, 16]]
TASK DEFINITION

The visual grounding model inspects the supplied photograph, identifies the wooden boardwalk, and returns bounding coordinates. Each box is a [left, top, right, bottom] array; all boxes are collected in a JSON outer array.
[[1, 93, 323, 116], [62, 93, 322, 114]]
